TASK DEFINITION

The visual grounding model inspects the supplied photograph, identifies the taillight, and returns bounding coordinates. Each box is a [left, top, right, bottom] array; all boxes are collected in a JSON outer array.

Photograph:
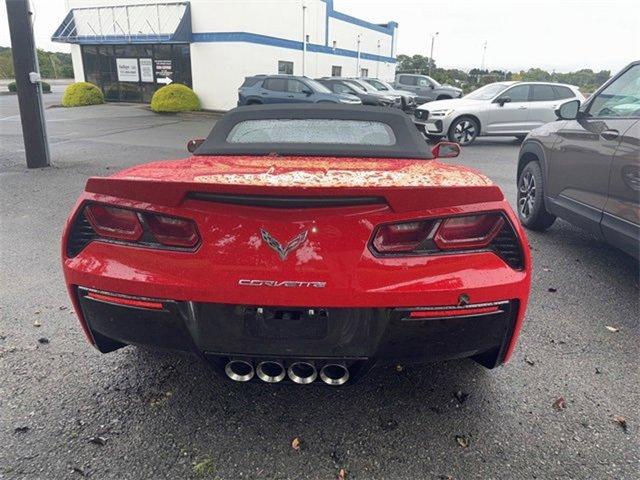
[[85, 205, 143, 241], [372, 220, 437, 254], [370, 212, 524, 269], [71, 204, 200, 254], [145, 213, 199, 248], [433, 214, 504, 250]]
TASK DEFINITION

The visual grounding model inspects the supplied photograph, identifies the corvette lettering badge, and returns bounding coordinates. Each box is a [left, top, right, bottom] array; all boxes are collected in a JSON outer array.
[[260, 228, 308, 261], [238, 279, 326, 288]]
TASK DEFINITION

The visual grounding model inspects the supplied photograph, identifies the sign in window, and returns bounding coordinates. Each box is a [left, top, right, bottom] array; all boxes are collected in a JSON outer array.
[[116, 58, 139, 82], [139, 58, 154, 83]]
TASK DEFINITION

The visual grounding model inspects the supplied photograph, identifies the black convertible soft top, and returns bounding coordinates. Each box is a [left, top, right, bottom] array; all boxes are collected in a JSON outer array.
[[194, 104, 433, 159]]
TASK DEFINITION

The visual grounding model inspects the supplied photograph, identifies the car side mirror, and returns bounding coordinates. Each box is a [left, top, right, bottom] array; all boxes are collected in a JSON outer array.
[[187, 138, 205, 153], [302, 89, 313, 96], [496, 97, 511, 106], [555, 99, 581, 120], [431, 141, 460, 159], [429, 84, 435, 89]]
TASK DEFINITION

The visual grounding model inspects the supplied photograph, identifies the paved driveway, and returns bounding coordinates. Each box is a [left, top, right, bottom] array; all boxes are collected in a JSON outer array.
[[1, 98, 638, 479]]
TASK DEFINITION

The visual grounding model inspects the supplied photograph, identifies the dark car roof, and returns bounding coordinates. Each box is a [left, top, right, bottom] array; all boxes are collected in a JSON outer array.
[[194, 104, 433, 160]]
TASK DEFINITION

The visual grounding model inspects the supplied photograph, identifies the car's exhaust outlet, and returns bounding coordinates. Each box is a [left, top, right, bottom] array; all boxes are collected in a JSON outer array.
[[225, 359, 255, 382], [287, 361, 318, 384], [319, 363, 350, 386], [256, 360, 286, 383]]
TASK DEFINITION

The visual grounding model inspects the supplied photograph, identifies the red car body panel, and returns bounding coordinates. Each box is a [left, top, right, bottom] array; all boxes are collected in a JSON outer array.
[[62, 154, 530, 369]]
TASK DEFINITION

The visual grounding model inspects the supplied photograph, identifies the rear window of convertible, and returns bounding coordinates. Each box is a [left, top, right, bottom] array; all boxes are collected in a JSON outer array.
[[226, 119, 397, 146]]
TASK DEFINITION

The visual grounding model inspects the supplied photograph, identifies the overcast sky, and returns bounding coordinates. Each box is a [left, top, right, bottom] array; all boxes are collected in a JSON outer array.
[[1, 0, 638, 73]]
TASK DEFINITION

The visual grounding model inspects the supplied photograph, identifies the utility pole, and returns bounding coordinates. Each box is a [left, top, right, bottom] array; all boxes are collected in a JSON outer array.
[[356, 34, 361, 76], [5, 0, 50, 168], [428, 32, 439, 77], [480, 40, 487, 71], [301, 2, 307, 76], [376, 40, 381, 78]]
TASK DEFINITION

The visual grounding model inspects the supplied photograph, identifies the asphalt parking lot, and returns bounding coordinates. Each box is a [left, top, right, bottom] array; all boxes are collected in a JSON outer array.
[[1, 90, 638, 480]]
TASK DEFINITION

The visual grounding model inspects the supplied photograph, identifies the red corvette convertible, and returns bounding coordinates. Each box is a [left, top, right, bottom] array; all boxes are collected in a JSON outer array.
[[62, 105, 530, 386]]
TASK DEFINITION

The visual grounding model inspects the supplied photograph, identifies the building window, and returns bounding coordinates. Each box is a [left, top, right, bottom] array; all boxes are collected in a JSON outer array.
[[278, 61, 294, 75], [331, 66, 342, 77], [360, 68, 369, 77]]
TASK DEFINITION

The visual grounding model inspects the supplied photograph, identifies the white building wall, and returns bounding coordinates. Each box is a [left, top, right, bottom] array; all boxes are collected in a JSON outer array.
[[62, 0, 398, 110]]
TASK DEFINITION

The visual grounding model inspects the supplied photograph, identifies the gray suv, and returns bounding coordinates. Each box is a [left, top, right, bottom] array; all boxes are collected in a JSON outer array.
[[394, 74, 463, 103], [517, 61, 639, 258]]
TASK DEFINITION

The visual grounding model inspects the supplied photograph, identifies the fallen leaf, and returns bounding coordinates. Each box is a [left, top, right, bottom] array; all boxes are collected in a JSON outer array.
[[38, 337, 49, 344], [455, 435, 468, 448], [291, 437, 301, 451], [542, 267, 551, 272], [454, 390, 469, 404], [613, 416, 628, 433], [71, 467, 85, 476], [595, 367, 602, 374], [438, 476, 454, 480], [337, 468, 347, 480], [525, 357, 535, 366], [33, 319, 41, 327], [552, 396, 566, 411], [34, 311, 41, 315], [395, 364, 403, 372], [88, 436, 106, 446], [548, 287, 557, 293], [605, 325, 620, 332], [59, 306, 68, 311], [14, 426, 29, 433]]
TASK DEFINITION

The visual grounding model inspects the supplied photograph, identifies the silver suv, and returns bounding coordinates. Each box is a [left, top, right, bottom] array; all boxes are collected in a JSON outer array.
[[413, 81, 584, 145]]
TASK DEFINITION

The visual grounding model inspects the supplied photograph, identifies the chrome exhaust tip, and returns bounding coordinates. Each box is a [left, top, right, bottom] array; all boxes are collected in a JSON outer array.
[[319, 363, 350, 386], [287, 361, 317, 384], [225, 359, 255, 382], [256, 360, 286, 383]]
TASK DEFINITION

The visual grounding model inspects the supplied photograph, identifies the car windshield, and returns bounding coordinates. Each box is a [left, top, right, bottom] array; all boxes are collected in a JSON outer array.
[[304, 78, 332, 93], [366, 79, 390, 91], [465, 83, 510, 100], [351, 79, 377, 92], [343, 81, 368, 94], [226, 119, 397, 145]]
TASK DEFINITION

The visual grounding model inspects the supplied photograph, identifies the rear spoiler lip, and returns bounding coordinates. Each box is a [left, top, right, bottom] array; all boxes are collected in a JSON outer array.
[[84, 177, 504, 213]]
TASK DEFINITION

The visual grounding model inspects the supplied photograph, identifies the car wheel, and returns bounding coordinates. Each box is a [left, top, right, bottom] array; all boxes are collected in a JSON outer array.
[[436, 95, 452, 100], [517, 161, 556, 230], [448, 116, 479, 145]]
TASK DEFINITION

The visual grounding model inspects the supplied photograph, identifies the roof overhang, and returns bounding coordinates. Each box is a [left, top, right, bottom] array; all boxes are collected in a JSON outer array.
[[52, 2, 191, 44]]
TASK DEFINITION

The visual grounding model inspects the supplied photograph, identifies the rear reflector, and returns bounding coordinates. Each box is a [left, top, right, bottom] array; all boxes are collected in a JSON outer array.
[[85, 205, 143, 242], [408, 305, 500, 319], [145, 213, 199, 248], [86, 291, 164, 310]]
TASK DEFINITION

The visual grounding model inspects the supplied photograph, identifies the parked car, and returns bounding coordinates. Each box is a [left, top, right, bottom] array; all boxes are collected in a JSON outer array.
[[517, 61, 639, 259], [316, 78, 398, 107], [238, 75, 361, 105], [413, 81, 584, 145], [359, 77, 419, 112], [394, 74, 463, 103], [61, 104, 531, 386]]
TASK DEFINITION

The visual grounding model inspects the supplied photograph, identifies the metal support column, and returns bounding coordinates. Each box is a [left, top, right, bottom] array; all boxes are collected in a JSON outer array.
[[5, 0, 50, 168]]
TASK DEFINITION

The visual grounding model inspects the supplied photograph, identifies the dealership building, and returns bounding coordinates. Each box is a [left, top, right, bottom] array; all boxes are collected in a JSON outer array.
[[52, 0, 398, 110]]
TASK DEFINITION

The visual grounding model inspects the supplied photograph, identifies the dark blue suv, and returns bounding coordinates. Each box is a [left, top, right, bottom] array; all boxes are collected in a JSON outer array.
[[238, 75, 361, 106]]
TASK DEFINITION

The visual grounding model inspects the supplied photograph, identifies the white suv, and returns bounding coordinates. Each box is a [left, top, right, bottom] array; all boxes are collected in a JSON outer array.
[[413, 81, 584, 145]]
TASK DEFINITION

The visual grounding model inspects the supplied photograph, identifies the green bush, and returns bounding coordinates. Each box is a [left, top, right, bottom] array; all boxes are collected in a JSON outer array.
[[62, 82, 104, 107], [151, 83, 200, 113], [7, 80, 50, 93]]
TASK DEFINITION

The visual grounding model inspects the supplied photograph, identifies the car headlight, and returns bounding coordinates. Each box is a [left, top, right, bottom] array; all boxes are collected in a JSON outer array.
[[431, 109, 454, 117]]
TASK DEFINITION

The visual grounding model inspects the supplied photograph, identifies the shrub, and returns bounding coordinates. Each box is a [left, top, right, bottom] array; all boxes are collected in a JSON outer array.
[[7, 80, 50, 93], [151, 83, 200, 113], [62, 82, 104, 107]]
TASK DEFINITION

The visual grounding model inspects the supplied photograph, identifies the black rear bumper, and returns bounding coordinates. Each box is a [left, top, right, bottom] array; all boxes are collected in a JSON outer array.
[[77, 288, 518, 382]]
